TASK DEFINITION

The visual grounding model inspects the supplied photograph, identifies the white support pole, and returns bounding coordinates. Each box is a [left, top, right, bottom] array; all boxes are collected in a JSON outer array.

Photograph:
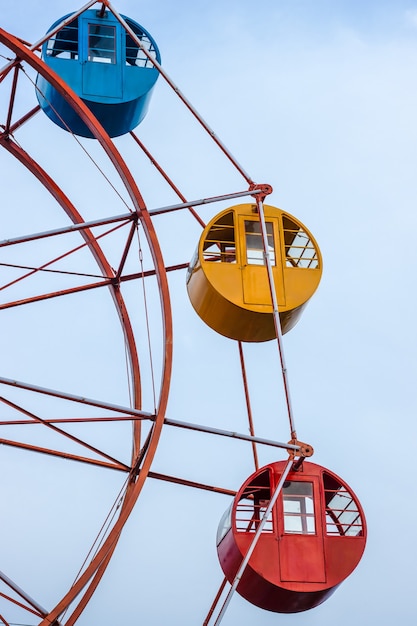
[[106, 0, 255, 185], [212, 457, 294, 625], [256, 196, 297, 439]]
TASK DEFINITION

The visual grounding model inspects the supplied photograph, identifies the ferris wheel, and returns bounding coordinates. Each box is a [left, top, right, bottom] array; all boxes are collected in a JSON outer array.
[[0, 2, 366, 625]]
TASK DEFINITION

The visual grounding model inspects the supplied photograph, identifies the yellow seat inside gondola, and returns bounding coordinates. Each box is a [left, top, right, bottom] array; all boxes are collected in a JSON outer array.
[[186, 204, 322, 342]]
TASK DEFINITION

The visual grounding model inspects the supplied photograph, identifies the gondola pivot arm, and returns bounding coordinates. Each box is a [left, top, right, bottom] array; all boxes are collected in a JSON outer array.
[[287, 438, 314, 460], [249, 183, 273, 202]]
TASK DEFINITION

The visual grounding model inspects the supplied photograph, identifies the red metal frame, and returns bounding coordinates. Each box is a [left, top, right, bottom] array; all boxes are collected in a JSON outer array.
[[0, 4, 296, 625], [0, 25, 173, 625]]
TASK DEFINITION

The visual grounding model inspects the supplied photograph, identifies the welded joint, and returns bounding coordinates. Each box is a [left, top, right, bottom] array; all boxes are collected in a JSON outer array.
[[287, 439, 314, 459], [249, 183, 273, 202], [110, 275, 121, 289]]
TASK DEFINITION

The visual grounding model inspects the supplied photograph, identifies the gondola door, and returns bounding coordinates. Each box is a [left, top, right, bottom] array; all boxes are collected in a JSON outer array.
[[81, 17, 123, 99], [277, 477, 326, 583], [239, 216, 286, 308]]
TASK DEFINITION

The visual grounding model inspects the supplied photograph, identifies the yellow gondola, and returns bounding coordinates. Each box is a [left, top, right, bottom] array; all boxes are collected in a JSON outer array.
[[187, 203, 322, 342]]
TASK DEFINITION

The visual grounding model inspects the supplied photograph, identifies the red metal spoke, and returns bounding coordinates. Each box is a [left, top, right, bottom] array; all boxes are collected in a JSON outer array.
[[0, 277, 115, 310], [0, 260, 104, 282], [108, 1, 254, 185], [64, 552, 113, 626], [203, 578, 228, 626], [0, 14, 173, 624], [0, 437, 129, 472], [148, 471, 236, 497], [130, 131, 206, 228], [0, 592, 46, 619], [4, 65, 19, 133], [0, 221, 132, 295], [0, 570, 48, 618], [238, 341, 259, 471], [0, 263, 190, 310], [115, 220, 137, 279], [0, 415, 136, 425], [0, 208, 133, 249], [0, 396, 131, 470], [8, 104, 40, 134], [0, 59, 16, 85]]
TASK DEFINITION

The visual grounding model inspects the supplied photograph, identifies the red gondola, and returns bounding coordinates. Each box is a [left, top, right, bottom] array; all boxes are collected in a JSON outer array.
[[217, 460, 366, 613]]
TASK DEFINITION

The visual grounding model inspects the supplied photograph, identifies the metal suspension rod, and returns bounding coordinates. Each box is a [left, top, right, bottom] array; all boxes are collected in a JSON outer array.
[[0, 375, 301, 452], [211, 457, 294, 625], [0, 188, 265, 248], [0, 212, 133, 247], [0, 437, 128, 472], [7, 105, 40, 134], [163, 418, 300, 452], [0, 395, 130, 469], [256, 196, 297, 440], [0, 570, 47, 617], [148, 188, 266, 215], [0, 376, 153, 418], [238, 341, 258, 470], [106, 1, 255, 185], [5, 65, 19, 134], [130, 132, 206, 228], [148, 472, 236, 497], [203, 577, 228, 626]]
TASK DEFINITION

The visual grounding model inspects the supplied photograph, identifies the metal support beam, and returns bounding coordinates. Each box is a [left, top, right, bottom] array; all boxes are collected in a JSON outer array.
[[0, 377, 301, 453], [211, 457, 294, 624]]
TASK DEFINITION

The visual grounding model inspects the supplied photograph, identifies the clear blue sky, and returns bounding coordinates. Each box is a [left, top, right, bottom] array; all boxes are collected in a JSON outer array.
[[1, 1, 416, 624]]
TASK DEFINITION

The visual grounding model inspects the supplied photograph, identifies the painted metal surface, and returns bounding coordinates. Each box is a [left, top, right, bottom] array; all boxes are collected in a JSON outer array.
[[0, 2, 365, 623], [0, 23, 172, 625], [35, 9, 160, 137], [217, 460, 367, 613], [187, 203, 323, 342]]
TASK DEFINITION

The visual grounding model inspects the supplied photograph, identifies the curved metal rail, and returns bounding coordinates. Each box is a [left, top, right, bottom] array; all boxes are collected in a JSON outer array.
[[0, 27, 173, 625]]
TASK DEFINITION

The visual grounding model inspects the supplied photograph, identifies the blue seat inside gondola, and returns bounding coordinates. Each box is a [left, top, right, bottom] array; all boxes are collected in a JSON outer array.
[[36, 9, 161, 138]]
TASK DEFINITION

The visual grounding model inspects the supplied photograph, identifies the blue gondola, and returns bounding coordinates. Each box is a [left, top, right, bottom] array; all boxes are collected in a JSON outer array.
[[36, 8, 161, 138]]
